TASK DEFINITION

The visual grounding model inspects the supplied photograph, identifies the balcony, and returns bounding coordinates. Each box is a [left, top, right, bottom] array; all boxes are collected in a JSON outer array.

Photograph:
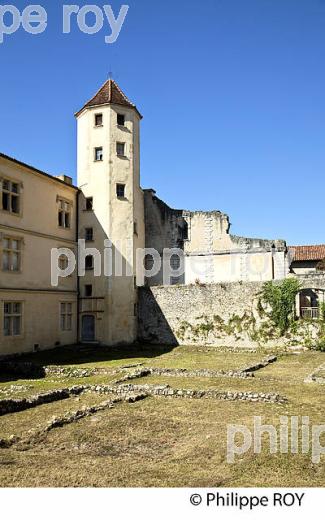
[[300, 307, 319, 319]]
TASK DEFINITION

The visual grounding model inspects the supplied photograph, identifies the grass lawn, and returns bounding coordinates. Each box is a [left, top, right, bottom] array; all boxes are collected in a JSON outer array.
[[0, 344, 324, 487]]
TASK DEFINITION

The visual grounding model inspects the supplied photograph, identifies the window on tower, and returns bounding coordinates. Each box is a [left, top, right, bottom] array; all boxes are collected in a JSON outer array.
[[85, 255, 94, 270], [84, 284, 93, 297], [95, 113, 103, 127], [116, 142, 125, 157], [116, 183, 125, 198], [117, 114, 125, 126], [94, 147, 103, 161], [85, 227, 93, 241], [85, 197, 93, 211]]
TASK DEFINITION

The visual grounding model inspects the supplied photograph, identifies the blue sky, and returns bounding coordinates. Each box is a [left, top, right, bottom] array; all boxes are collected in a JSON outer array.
[[0, 0, 324, 244]]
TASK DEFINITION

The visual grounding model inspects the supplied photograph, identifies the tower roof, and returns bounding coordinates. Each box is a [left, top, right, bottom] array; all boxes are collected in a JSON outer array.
[[75, 78, 142, 118]]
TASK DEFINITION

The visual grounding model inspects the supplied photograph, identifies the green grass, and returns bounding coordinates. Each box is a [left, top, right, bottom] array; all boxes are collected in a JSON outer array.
[[0, 344, 324, 487]]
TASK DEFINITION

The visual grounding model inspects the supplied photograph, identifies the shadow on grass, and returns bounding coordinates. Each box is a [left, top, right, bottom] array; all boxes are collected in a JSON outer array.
[[1, 343, 177, 372], [0, 362, 46, 383]]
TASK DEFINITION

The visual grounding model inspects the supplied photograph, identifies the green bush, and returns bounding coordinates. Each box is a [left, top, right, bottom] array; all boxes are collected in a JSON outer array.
[[316, 336, 325, 352], [260, 279, 301, 336]]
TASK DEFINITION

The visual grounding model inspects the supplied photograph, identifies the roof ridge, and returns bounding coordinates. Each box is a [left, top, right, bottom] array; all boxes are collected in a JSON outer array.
[[111, 79, 135, 107], [81, 77, 112, 108]]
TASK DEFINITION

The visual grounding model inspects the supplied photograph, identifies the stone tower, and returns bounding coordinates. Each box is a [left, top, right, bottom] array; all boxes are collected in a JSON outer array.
[[76, 79, 145, 345]]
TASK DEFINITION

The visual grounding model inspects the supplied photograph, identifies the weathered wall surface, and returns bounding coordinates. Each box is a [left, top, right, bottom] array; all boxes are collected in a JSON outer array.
[[138, 275, 325, 348], [143, 189, 289, 286], [0, 154, 78, 356]]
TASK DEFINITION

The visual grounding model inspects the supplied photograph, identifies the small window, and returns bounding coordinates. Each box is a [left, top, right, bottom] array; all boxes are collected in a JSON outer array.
[[133, 222, 138, 235], [2, 237, 22, 272], [58, 199, 71, 229], [60, 302, 72, 331], [85, 228, 93, 241], [1, 179, 20, 214], [4, 302, 22, 336], [116, 142, 125, 157], [116, 184, 125, 198], [85, 197, 93, 211], [85, 284, 93, 297], [95, 113, 103, 127], [94, 147, 103, 161], [85, 255, 94, 270], [59, 255, 69, 271], [117, 114, 125, 126]]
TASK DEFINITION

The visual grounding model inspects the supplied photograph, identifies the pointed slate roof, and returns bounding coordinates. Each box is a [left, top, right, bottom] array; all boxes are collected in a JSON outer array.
[[75, 79, 142, 118]]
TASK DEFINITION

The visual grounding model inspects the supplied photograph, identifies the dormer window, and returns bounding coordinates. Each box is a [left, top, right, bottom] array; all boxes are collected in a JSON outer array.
[[117, 114, 125, 126], [95, 113, 103, 127]]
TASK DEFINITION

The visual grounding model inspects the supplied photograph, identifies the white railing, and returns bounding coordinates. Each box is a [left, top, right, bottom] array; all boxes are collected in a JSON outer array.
[[300, 307, 319, 319]]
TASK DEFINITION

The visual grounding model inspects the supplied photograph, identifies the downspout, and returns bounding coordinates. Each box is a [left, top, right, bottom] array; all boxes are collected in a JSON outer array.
[[76, 189, 80, 345]]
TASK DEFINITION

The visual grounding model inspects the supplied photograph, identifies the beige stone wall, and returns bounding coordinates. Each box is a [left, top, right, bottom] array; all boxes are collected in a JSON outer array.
[[0, 290, 77, 355], [0, 155, 78, 355], [138, 274, 325, 348]]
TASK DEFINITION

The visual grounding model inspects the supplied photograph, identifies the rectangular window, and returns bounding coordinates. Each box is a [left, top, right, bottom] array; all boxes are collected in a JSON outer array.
[[2, 237, 21, 272], [85, 284, 93, 297], [116, 183, 125, 198], [1, 179, 20, 214], [85, 227, 93, 241], [4, 302, 22, 336], [133, 221, 138, 235], [85, 255, 94, 270], [85, 197, 93, 211], [116, 142, 125, 157], [95, 113, 103, 127], [58, 199, 71, 228], [60, 302, 72, 331], [117, 114, 125, 126], [94, 147, 103, 161]]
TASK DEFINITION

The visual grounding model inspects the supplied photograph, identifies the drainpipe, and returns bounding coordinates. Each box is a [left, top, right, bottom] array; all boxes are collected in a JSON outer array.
[[76, 190, 80, 345], [271, 244, 276, 280]]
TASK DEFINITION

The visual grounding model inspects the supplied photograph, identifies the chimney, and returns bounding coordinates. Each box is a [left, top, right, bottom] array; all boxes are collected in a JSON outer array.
[[56, 174, 73, 185]]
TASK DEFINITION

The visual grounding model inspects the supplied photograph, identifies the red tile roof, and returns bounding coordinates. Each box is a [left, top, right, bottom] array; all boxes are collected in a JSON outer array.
[[75, 79, 142, 118], [290, 245, 325, 262]]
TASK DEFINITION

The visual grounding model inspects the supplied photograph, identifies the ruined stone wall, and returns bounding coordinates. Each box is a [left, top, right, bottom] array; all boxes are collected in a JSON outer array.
[[138, 275, 325, 348], [143, 189, 289, 286], [143, 190, 187, 285]]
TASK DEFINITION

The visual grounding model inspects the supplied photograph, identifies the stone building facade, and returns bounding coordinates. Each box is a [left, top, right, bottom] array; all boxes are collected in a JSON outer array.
[[0, 153, 78, 356], [0, 79, 320, 355]]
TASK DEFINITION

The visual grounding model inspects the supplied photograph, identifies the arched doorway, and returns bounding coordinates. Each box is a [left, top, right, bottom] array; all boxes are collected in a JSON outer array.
[[81, 315, 95, 342]]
